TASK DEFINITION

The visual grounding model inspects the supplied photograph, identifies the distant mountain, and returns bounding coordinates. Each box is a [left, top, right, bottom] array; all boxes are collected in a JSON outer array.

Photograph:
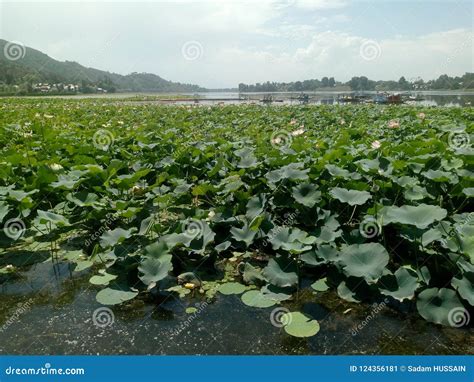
[[0, 39, 205, 93]]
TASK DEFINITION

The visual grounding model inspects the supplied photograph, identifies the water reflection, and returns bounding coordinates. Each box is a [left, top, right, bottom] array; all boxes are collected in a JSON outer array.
[[0, 260, 472, 355]]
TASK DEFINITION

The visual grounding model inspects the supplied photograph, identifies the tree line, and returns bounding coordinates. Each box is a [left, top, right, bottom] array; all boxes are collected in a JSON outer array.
[[238, 73, 474, 92]]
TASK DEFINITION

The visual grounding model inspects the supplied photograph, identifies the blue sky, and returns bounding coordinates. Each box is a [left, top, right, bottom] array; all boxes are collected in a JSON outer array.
[[0, 0, 472, 87]]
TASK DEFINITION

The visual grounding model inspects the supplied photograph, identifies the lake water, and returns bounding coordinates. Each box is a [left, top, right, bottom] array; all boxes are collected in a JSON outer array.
[[0, 259, 472, 355], [24, 91, 474, 107]]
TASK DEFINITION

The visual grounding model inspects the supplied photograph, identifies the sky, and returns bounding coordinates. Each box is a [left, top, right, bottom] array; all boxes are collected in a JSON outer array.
[[0, 0, 473, 88]]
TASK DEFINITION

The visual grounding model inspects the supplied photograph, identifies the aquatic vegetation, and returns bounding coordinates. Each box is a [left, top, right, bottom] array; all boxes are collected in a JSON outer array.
[[0, 99, 473, 336]]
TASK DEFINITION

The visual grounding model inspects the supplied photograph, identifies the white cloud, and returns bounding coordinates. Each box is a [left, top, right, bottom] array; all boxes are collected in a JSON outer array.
[[0, 0, 471, 87]]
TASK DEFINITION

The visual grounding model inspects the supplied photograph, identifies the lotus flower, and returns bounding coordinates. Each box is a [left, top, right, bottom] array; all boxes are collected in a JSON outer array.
[[50, 163, 63, 171], [291, 128, 305, 136], [371, 140, 381, 149], [388, 120, 400, 128]]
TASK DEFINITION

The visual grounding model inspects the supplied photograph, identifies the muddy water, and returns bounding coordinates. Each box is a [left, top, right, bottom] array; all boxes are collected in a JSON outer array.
[[0, 260, 472, 355]]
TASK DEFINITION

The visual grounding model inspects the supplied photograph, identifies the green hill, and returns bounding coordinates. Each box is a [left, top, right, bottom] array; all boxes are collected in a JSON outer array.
[[0, 39, 205, 94]]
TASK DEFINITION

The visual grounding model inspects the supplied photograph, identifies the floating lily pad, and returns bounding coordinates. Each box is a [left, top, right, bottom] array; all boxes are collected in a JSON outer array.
[[96, 288, 138, 305], [281, 311, 320, 337], [241, 290, 276, 308], [218, 282, 247, 295]]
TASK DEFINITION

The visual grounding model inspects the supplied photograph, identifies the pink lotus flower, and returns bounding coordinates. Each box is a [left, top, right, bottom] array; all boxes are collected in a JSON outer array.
[[291, 128, 305, 136], [371, 140, 381, 149], [388, 120, 400, 128], [289, 119, 297, 125], [417, 112, 426, 119]]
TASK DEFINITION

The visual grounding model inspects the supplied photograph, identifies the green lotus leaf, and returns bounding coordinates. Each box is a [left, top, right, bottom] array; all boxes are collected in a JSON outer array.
[[96, 288, 138, 305], [262, 258, 298, 288], [218, 282, 247, 295], [89, 271, 117, 286], [235, 147, 259, 168], [300, 250, 325, 266], [66, 192, 100, 207], [245, 194, 267, 221], [138, 255, 173, 286], [281, 312, 320, 337], [311, 277, 329, 292], [74, 260, 93, 272], [260, 284, 293, 301], [268, 227, 316, 253], [51, 173, 85, 189], [266, 162, 309, 184], [329, 187, 371, 206], [462, 187, 474, 197], [0, 202, 10, 223], [451, 273, 474, 306], [422, 169, 458, 183], [241, 290, 276, 308], [325, 164, 361, 180], [145, 238, 171, 258], [215, 241, 231, 253], [379, 267, 419, 301], [337, 280, 361, 303], [242, 263, 266, 285], [416, 287, 466, 326], [230, 222, 257, 247], [292, 183, 321, 208], [380, 204, 447, 229], [404, 185, 432, 201], [339, 243, 389, 283], [100, 227, 135, 247], [36, 210, 70, 226]]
